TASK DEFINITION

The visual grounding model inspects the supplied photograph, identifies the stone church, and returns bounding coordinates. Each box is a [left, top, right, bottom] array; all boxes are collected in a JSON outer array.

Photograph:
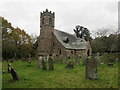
[[37, 9, 92, 58]]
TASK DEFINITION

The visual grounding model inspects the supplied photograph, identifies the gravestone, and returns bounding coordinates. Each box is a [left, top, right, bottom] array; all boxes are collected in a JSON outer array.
[[28, 60, 31, 63], [85, 56, 98, 80], [27, 60, 31, 67], [48, 54, 54, 70], [2, 67, 5, 73], [28, 54, 32, 61], [107, 63, 113, 67], [42, 57, 47, 70], [82, 55, 87, 65], [75, 56, 80, 65], [58, 55, 62, 63], [8, 63, 11, 73], [94, 53, 100, 65], [65, 61, 74, 69], [38, 56, 43, 69], [65, 56, 69, 64], [11, 67, 19, 80]]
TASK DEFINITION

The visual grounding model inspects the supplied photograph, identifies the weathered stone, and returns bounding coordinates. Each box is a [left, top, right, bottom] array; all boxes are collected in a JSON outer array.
[[48, 55, 54, 70], [2, 67, 5, 73], [94, 53, 100, 65], [28, 60, 31, 63], [42, 57, 47, 70], [37, 9, 92, 63], [65, 56, 69, 64], [8, 63, 11, 73], [85, 56, 98, 80], [11, 67, 19, 80], [28, 54, 32, 61], [65, 61, 74, 69], [75, 56, 80, 65], [58, 55, 62, 63], [82, 55, 87, 65], [107, 63, 113, 67], [38, 56, 43, 69]]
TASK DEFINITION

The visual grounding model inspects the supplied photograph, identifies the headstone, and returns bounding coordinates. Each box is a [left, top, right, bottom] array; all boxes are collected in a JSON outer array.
[[82, 55, 87, 65], [75, 56, 80, 65], [65, 61, 74, 69], [85, 56, 98, 80], [27, 60, 31, 67], [107, 63, 113, 67], [65, 56, 69, 64], [48, 54, 54, 70], [94, 53, 100, 65], [28, 54, 31, 61], [38, 56, 43, 69], [42, 57, 47, 70], [46, 55, 49, 62], [2, 67, 5, 73], [8, 63, 11, 73], [28, 60, 31, 63], [58, 55, 62, 63], [11, 67, 19, 80]]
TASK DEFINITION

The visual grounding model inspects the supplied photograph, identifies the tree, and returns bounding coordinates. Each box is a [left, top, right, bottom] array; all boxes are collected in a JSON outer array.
[[73, 25, 92, 41], [2, 17, 33, 60], [73, 25, 81, 38]]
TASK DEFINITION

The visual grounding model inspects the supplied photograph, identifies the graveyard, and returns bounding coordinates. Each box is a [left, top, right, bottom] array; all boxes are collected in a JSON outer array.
[[2, 57, 118, 88], [1, 2, 119, 89]]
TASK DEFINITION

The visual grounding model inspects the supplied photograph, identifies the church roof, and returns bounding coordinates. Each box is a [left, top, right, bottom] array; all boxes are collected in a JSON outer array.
[[53, 29, 88, 50]]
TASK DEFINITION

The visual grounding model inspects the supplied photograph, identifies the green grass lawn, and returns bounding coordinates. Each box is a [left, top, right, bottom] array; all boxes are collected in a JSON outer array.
[[2, 59, 119, 88]]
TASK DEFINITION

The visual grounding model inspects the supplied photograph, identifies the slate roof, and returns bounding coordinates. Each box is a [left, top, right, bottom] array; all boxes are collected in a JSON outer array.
[[53, 29, 88, 50]]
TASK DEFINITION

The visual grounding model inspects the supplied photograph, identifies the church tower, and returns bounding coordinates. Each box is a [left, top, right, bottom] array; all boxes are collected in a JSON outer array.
[[38, 9, 55, 56]]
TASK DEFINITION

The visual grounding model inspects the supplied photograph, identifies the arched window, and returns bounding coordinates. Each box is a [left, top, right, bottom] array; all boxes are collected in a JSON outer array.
[[59, 49, 61, 54], [87, 50, 90, 56]]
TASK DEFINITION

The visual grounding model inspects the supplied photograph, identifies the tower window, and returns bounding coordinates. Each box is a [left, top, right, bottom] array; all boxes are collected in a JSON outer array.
[[42, 18, 44, 25], [49, 18, 52, 25]]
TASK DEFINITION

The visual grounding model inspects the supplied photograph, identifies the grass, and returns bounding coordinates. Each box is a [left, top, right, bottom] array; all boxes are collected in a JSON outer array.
[[2, 59, 119, 88]]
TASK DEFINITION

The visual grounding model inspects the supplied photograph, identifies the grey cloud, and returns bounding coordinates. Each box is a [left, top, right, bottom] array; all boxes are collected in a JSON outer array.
[[0, 1, 118, 37]]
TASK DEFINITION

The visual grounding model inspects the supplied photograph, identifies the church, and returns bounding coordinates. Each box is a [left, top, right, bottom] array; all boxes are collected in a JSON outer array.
[[37, 9, 92, 59]]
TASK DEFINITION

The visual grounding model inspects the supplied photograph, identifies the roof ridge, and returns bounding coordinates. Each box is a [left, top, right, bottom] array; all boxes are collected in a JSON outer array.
[[54, 29, 78, 39]]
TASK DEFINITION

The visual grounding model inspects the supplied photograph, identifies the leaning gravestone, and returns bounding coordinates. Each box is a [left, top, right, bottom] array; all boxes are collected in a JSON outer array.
[[11, 67, 19, 80], [48, 55, 54, 70], [8, 63, 11, 73], [42, 57, 47, 70], [85, 56, 98, 80]]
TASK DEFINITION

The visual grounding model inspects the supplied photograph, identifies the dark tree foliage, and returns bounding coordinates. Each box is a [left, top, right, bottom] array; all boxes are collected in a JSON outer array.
[[90, 34, 119, 53], [1, 17, 33, 60], [73, 25, 92, 41]]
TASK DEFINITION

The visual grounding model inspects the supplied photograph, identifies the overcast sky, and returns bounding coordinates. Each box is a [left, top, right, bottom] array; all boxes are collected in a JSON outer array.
[[0, 0, 118, 37]]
